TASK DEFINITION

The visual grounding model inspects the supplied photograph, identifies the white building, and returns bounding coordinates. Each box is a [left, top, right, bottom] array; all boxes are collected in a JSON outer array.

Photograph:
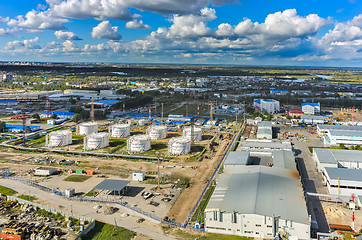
[[301, 103, 320, 115], [317, 124, 362, 146], [300, 115, 324, 125], [223, 151, 251, 168], [132, 171, 145, 181], [323, 167, 362, 197], [204, 165, 310, 239], [34, 167, 56, 176], [254, 99, 280, 114], [313, 148, 362, 197], [257, 121, 273, 139], [239, 140, 292, 156]]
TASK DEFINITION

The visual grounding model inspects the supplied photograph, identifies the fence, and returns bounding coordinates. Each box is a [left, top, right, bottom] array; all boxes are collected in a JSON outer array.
[[6, 195, 96, 240], [182, 121, 246, 227]]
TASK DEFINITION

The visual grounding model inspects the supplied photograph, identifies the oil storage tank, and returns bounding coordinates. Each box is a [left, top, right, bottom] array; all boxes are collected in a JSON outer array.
[[127, 135, 151, 153], [168, 137, 191, 155], [110, 124, 131, 137], [77, 122, 98, 135], [183, 127, 202, 142], [46, 130, 72, 147], [84, 132, 109, 150], [147, 125, 167, 140]]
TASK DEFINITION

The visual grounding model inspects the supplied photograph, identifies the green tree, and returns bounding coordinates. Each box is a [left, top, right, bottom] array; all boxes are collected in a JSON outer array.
[[72, 114, 81, 123], [51, 113, 58, 119], [0, 121, 6, 133], [31, 113, 40, 121], [339, 143, 347, 149], [69, 97, 76, 105], [25, 126, 31, 133]]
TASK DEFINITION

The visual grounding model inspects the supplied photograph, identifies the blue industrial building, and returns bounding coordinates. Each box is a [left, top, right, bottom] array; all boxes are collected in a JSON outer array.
[[6, 124, 40, 132], [40, 111, 76, 119], [0, 100, 19, 106], [89, 99, 118, 108]]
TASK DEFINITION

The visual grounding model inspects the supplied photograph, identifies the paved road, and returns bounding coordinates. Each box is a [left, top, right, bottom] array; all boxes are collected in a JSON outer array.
[[279, 125, 330, 233], [0, 179, 177, 240]]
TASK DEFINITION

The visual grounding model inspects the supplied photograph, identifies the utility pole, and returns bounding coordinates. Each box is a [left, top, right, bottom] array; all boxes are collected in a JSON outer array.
[[161, 103, 164, 123]]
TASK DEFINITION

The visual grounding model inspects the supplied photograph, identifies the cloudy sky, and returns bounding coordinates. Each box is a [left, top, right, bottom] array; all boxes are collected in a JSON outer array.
[[0, 0, 361, 67]]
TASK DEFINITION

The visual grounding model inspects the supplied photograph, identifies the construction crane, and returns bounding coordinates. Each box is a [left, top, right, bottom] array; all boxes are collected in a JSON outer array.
[[209, 102, 214, 121]]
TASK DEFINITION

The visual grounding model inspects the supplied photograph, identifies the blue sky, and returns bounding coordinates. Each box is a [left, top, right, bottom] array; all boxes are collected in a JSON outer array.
[[0, 0, 361, 67]]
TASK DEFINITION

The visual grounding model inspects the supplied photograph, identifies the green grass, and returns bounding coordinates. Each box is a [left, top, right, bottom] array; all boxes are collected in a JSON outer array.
[[80, 221, 136, 240], [169, 228, 253, 240], [17, 194, 37, 202], [85, 189, 97, 197], [0, 185, 18, 196], [64, 175, 92, 182], [191, 186, 215, 222], [146, 173, 190, 188]]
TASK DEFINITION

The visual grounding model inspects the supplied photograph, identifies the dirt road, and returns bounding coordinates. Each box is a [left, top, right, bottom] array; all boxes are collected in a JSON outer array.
[[167, 140, 229, 223]]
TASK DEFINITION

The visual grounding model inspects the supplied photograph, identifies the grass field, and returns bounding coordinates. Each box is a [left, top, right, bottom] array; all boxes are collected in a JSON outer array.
[[164, 228, 253, 240], [80, 221, 136, 240], [17, 194, 37, 202], [63, 175, 92, 182], [191, 185, 215, 222], [0, 185, 18, 196]]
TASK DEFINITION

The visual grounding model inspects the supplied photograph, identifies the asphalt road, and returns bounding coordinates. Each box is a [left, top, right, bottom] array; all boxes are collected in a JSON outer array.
[[279, 125, 330, 233], [0, 179, 176, 240]]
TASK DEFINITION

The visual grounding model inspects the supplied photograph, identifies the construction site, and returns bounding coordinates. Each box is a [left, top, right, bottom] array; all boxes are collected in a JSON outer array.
[[0, 99, 239, 238]]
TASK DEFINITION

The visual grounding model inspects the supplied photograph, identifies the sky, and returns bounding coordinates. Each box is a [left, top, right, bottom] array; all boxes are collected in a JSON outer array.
[[0, 0, 361, 67]]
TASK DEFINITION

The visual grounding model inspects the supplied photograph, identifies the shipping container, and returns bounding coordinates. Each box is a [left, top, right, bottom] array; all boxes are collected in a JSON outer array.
[[86, 170, 94, 175], [76, 169, 84, 174]]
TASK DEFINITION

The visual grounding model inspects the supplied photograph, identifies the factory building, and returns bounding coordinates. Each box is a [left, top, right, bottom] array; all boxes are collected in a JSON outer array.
[[5, 124, 40, 133], [86, 99, 118, 108], [223, 151, 251, 168], [204, 165, 310, 239], [317, 124, 362, 146], [257, 121, 272, 139], [301, 103, 320, 115], [300, 115, 325, 125], [253, 99, 280, 114], [0, 100, 19, 106], [238, 140, 292, 156], [323, 167, 362, 196], [40, 111, 76, 120], [313, 148, 362, 197]]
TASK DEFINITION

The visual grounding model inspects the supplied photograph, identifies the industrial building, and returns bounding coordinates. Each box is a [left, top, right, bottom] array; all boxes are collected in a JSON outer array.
[[300, 115, 324, 125], [5, 124, 40, 133], [257, 121, 272, 139], [317, 124, 362, 146], [238, 140, 292, 155], [313, 148, 362, 171], [253, 99, 280, 114], [223, 151, 251, 167], [323, 167, 362, 196], [0, 99, 19, 106], [313, 148, 362, 196], [40, 111, 76, 120], [204, 165, 310, 239], [272, 150, 296, 170], [301, 103, 320, 115], [86, 99, 118, 108]]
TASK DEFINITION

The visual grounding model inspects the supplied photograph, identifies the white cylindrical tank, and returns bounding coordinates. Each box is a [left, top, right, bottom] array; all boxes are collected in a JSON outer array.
[[127, 135, 151, 153], [48, 130, 72, 147], [78, 122, 98, 135], [111, 124, 131, 137], [183, 127, 202, 142], [168, 137, 191, 155], [85, 132, 109, 150], [147, 125, 167, 140]]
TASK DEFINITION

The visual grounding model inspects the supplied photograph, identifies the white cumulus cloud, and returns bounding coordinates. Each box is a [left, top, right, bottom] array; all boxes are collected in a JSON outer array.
[[54, 30, 81, 40], [126, 20, 150, 29], [7, 10, 69, 30], [5, 37, 41, 50], [91, 21, 122, 40]]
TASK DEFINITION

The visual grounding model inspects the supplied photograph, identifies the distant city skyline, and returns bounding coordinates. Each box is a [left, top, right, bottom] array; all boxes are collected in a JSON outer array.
[[0, 0, 361, 67]]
